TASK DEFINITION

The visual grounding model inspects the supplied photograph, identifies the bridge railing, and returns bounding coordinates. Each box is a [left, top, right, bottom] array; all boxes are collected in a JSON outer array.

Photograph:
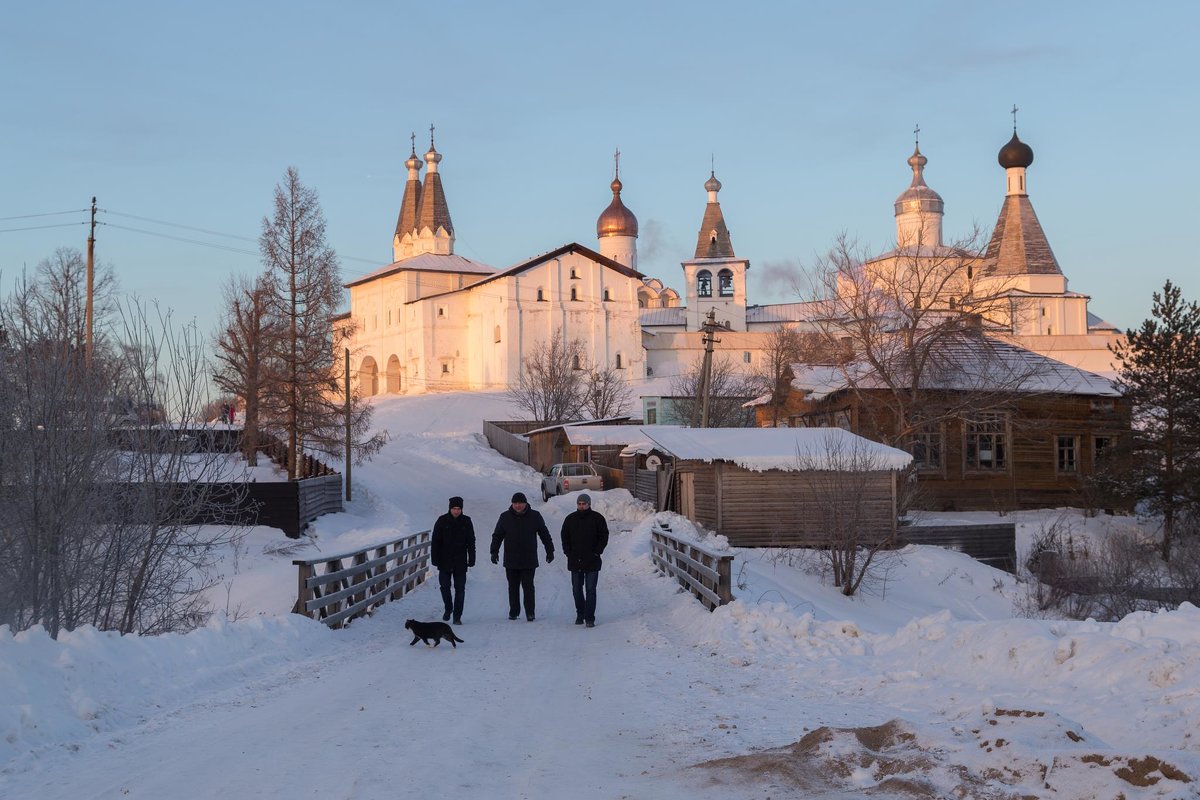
[[292, 530, 431, 629], [650, 520, 734, 611]]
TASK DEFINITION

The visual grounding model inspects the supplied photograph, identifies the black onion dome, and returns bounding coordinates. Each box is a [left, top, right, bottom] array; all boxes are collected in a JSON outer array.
[[998, 132, 1034, 169]]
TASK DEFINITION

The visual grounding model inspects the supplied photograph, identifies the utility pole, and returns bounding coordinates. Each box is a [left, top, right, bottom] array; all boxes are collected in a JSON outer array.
[[85, 196, 96, 368], [698, 308, 721, 428], [344, 348, 352, 502]]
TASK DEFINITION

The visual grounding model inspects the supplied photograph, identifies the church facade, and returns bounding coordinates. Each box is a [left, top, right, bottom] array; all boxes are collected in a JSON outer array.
[[336, 126, 1122, 398]]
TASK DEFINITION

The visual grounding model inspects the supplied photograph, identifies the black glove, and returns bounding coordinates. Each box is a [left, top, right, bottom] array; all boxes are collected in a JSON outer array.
[[546, 552, 554, 563], [467, 557, 475, 568], [491, 554, 499, 565]]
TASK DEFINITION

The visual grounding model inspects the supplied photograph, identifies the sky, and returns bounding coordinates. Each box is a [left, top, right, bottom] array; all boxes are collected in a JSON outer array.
[[3, 1, 1198, 341], [3, 391, 1199, 797]]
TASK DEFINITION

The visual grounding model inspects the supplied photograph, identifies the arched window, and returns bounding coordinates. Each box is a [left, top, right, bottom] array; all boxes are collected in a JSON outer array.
[[571, 355, 582, 370], [536, 287, 545, 302], [615, 353, 624, 369], [603, 288, 611, 301], [718, 269, 734, 297], [570, 287, 578, 301], [697, 270, 712, 298], [638, 298, 645, 308], [570, 267, 578, 279]]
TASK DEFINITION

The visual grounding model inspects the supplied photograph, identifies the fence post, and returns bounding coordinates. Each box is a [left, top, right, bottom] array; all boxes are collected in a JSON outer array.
[[717, 556, 733, 605], [293, 562, 313, 617]]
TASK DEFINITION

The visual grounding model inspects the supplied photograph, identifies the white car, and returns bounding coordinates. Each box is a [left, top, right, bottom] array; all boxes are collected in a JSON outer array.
[[540, 463, 604, 501]]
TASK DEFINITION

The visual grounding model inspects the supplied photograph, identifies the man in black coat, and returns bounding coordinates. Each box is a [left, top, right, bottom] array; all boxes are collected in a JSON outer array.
[[559, 493, 609, 627], [490, 492, 554, 621], [431, 496, 476, 624]]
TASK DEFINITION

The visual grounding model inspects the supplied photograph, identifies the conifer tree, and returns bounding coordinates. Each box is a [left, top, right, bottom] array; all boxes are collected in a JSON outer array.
[[259, 167, 382, 478], [1111, 280, 1200, 561]]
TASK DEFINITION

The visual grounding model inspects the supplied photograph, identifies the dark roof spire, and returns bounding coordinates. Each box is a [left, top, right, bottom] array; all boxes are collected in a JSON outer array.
[[694, 168, 734, 259]]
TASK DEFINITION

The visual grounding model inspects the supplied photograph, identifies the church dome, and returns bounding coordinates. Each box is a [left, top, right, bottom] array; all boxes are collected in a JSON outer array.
[[894, 145, 944, 216], [704, 171, 722, 193], [998, 132, 1034, 169], [597, 177, 639, 238]]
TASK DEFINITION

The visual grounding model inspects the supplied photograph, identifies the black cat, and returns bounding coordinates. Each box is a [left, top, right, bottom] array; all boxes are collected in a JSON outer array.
[[405, 619, 465, 648]]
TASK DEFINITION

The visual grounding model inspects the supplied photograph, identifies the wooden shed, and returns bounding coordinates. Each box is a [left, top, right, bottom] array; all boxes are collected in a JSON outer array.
[[523, 417, 636, 472], [622, 426, 912, 547]]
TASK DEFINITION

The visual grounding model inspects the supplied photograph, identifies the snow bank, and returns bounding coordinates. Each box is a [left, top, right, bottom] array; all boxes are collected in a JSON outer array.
[[0, 614, 335, 769]]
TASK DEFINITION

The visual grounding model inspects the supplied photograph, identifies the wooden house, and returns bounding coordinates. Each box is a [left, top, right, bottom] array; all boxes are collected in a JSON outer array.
[[523, 417, 637, 472], [620, 426, 912, 547], [753, 336, 1131, 511]]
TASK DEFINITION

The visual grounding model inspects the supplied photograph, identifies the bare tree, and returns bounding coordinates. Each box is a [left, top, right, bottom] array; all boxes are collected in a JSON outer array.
[[804, 231, 1041, 450], [583, 366, 634, 420], [754, 324, 825, 427], [0, 271, 245, 636], [796, 431, 899, 596], [29, 247, 120, 354], [259, 167, 382, 476], [507, 333, 588, 424], [669, 354, 759, 428], [212, 274, 279, 466]]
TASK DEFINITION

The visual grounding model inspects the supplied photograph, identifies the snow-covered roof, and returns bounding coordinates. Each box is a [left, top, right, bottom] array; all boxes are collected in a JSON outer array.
[[790, 336, 1120, 400], [745, 301, 824, 324], [1087, 311, 1122, 333], [640, 426, 912, 471], [345, 253, 494, 288], [639, 307, 687, 326], [563, 423, 678, 446], [523, 417, 633, 437]]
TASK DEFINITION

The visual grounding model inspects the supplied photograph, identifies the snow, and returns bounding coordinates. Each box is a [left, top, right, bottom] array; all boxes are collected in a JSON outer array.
[[640, 425, 914, 471], [2, 391, 1197, 799]]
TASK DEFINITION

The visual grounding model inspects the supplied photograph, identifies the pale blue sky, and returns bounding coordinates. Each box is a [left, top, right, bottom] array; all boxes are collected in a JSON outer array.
[[3, 1, 1197, 338]]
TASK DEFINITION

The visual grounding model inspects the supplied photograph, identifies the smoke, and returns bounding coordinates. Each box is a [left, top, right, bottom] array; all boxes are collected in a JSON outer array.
[[753, 258, 806, 302]]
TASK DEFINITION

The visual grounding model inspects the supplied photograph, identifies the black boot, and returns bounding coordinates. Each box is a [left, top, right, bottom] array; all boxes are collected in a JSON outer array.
[[442, 610, 452, 622]]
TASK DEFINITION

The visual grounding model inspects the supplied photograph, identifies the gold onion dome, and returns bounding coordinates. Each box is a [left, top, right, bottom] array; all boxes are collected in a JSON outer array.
[[597, 176, 638, 238], [998, 131, 1034, 169]]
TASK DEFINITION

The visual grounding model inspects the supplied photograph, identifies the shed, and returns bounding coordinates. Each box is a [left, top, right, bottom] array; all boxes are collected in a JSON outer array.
[[524, 417, 637, 472], [623, 426, 912, 547]]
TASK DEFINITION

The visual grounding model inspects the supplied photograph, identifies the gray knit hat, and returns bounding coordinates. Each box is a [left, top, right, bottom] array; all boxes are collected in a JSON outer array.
[[577, 494, 591, 505]]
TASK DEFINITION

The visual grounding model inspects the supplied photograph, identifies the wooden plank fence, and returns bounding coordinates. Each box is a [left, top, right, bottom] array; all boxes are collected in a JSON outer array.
[[293, 530, 431, 629], [898, 523, 1017, 573], [649, 520, 735, 611], [483, 421, 538, 466]]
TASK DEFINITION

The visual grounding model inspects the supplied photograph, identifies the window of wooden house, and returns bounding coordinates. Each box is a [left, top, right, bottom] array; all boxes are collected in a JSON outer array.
[[697, 270, 712, 298], [964, 412, 1008, 471], [1093, 435, 1114, 468], [1090, 398, 1116, 411], [646, 407, 657, 424], [909, 424, 943, 471], [1056, 435, 1079, 474]]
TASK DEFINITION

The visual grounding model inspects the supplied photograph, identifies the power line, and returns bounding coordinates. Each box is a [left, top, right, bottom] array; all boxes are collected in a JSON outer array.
[[103, 221, 262, 256], [101, 210, 260, 243], [0, 221, 88, 233], [0, 209, 88, 221]]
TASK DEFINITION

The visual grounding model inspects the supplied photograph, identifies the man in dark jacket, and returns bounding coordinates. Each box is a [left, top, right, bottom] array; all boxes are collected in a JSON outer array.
[[490, 492, 554, 621], [560, 493, 609, 627], [431, 496, 476, 625]]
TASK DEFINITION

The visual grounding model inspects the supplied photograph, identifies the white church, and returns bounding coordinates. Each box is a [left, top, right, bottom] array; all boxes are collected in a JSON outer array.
[[335, 126, 1122, 396]]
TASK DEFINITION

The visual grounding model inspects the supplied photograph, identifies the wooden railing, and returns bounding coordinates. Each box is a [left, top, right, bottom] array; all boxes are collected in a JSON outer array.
[[650, 520, 734, 611], [292, 530, 431, 629]]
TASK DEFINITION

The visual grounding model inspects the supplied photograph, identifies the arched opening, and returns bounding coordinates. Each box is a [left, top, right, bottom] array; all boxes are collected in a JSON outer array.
[[570, 287, 578, 301], [603, 288, 611, 301], [536, 287, 545, 301], [615, 353, 624, 369], [358, 356, 379, 396], [386, 355, 402, 393], [697, 270, 712, 298], [718, 269, 734, 297], [572, 354, 582, 370]]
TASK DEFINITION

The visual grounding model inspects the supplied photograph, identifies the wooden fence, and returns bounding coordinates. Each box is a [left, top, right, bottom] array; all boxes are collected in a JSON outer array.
[[292, 530, 432, 628], [898, 523, 1017, 573], [649, 520, 735, 611], [483, 420, 541, 466]]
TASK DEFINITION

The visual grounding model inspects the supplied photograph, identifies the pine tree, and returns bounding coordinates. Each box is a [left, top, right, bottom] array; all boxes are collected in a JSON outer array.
[[259, 167, 382, 478], [1111, 280, 1200, 561]]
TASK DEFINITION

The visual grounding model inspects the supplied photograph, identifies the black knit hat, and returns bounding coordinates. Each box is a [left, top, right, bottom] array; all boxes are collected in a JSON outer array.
[[511, 492, 528, 504], [449, 496, 464, 510]]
